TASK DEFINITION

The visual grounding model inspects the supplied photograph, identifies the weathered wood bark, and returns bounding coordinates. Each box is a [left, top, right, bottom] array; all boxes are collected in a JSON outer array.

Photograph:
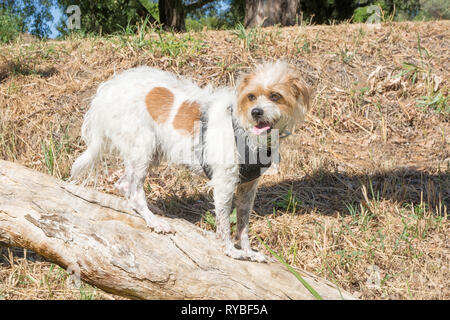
[[0, 160, 355, 300], [159, 0, 186, 31], [244, 0, 302, 28]]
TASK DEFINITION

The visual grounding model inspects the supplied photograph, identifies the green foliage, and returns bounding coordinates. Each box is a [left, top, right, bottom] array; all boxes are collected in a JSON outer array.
[[301, 0, 427, 24], [224, 0, 245, 27], [0, 0, 54, 38], [110, 21, 206, 65], [352, 3, 386, 23], [41, 139, 56, 176], [0, 8, 21, 43], [231, 22, 281, 51], [202, 210, 216, 229], [395, 62, 423, 84], [56, 0, 152, 36], [370, 0, 425, 21], [294, 38, 311, 54], [417, 91, 449, 115], [256, 236, 324, 300], [302, 0, 359, 24], [202, 208, 237, 232], [139, 0, 159, 21], [232, 22, 256, 48], [345, 202, 376, 231], [152, 31, 205, 57], [353, 6, 372, 23], [415, 0, 450, 20], [3, 0, 443, 40], [186, 15, 224, 31], [186, 0, 240, 31], [273, 186, 301, 214]]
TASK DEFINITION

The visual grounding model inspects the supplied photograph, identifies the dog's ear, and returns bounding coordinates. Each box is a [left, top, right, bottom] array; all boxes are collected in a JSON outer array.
[[287, 74, 311, 113]]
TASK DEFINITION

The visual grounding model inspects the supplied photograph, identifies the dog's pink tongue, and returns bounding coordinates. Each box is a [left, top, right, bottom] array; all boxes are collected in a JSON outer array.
[[252, 125, 271, 135]]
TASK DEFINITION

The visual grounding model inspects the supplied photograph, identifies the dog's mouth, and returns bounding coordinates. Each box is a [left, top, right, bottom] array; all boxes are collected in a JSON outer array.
[[252, 121, 273, 135]]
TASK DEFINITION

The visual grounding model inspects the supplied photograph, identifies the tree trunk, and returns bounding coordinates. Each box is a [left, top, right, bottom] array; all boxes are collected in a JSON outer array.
[[244, 0, 302, 28], [137, 0, 159, 24], [159, 0, 186, 31], [0, 160, 356, 300]]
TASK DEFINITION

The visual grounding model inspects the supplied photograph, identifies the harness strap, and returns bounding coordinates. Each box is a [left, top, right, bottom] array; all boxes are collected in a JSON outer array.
[[196, 113, 213, 180], [196, 108, 281, 183], [231, 117, 273, 183]]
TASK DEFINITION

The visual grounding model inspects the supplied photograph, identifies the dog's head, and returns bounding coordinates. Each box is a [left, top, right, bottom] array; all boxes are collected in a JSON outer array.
[[236, 60, 311, 136]]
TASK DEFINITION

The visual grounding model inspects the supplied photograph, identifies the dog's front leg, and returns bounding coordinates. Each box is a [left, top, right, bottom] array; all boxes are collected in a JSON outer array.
[[235, 178, 268, 262], [213, 183, 236, 256], [213, 179, 267, 263]]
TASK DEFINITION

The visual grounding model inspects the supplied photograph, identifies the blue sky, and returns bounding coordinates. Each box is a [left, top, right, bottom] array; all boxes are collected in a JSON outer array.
[[49, 5, 63, 38]]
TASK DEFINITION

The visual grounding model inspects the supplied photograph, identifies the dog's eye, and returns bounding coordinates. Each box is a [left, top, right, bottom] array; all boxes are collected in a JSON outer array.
[[248, 94, 256, 101], [270, 92, 281, 102]]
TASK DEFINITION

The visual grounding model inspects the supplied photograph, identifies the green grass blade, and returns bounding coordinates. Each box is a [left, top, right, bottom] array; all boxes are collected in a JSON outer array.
[[256, 236, 323, 300]]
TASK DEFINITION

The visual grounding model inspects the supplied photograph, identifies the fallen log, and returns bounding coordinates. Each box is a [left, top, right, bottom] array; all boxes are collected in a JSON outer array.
[[0, 159, 355, 300]]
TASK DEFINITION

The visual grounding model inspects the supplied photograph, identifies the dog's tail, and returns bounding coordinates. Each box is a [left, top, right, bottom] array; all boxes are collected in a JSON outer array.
[[70, 100, 105, 179], [70, 140, 102, 179]]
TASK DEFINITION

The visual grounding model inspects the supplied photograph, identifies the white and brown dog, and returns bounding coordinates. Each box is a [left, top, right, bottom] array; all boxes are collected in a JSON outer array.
[[71, 60, 310, 262]]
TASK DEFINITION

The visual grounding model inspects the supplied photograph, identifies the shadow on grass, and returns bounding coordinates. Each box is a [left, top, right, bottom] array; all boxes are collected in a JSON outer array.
[[0, 60, 57, 83], [256, 167, 449, 216], [0, 246, 45, 266], [155, 167, 449, 224]]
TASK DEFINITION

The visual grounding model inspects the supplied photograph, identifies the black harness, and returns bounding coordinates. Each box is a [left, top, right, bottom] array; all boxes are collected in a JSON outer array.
[[196, 109, 281, 184]]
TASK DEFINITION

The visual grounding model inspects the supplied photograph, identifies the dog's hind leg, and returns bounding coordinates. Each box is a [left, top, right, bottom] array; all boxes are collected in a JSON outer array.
[[114, 173, 129, 197], [124, 158, 174, 234]]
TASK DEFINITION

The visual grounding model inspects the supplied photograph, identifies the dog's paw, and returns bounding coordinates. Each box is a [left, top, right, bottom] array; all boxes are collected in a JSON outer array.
[[225, 247, 269, 263], [145, 217, 175, 234], [245, 250, 271, 263]]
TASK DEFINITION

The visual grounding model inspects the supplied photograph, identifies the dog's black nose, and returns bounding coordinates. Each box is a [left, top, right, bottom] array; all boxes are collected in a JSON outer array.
[[251, 107, 264, 118]]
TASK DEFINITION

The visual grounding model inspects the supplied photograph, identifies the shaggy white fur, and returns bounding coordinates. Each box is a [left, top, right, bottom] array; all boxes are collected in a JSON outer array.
[[71, 61, 310, 262]]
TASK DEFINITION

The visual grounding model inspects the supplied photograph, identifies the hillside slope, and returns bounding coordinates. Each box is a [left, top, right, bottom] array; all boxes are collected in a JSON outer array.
[[0, 21, 449, 300]]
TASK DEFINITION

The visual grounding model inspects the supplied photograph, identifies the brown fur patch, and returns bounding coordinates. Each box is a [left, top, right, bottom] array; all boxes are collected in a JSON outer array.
[[173, 100, 201, 135], [145, 87, 174, 123], [285, 74, 311, 112]]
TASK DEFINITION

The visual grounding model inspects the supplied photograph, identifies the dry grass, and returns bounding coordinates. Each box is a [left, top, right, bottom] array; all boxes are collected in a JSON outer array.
[[0, 20, 449, 300], [0, 247, 120, 300]]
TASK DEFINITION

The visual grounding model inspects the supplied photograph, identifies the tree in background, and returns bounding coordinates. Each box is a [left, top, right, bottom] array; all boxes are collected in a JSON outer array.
[[54, 0, 220, 34], [158, 0, 220, 31], [0, 0, 55, 38], [0, 7, 22, 43], [349, 0, 424, 23], [56, 0, 158, 35], [299, 0, 375, 24], [230, 0, 423, 27], [380, 0, 421, 20], [224, 0, 245, 28], [0, 0, 445, 40], [186, 2, 231, 31], [299, 0, 425, 25], [417, 0, 450, 20], [227, 0, 366, 27], [244, 0, 302, 27]]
